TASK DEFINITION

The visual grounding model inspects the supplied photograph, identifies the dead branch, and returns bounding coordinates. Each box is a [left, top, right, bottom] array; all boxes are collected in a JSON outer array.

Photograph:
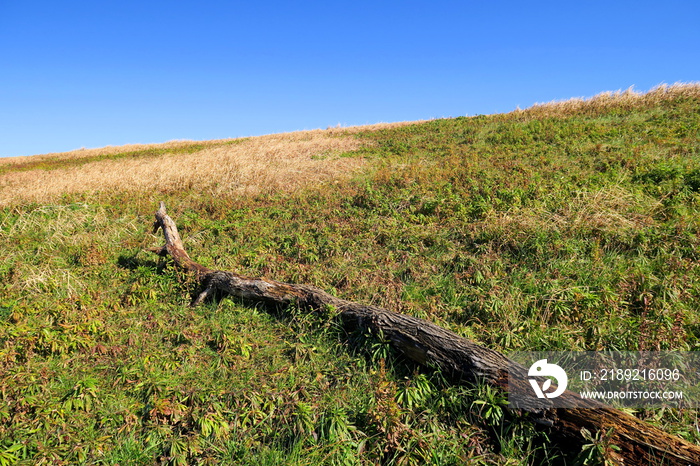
[[149, 202, 700, 465]]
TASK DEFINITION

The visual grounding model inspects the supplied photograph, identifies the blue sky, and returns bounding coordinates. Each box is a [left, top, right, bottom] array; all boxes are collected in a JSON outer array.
[[1, 1, 698, 158]]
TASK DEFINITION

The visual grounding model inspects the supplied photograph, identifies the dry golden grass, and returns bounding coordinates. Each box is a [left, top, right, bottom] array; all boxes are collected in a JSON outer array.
[[508, 82, 700, 120], [0, 122, 423, 206], [0, 121, 419, 168], [0, 123, 413, 206]]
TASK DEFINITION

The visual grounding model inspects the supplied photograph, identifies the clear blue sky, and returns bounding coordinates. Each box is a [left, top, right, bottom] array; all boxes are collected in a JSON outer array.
[[1, 1, 698, 158]]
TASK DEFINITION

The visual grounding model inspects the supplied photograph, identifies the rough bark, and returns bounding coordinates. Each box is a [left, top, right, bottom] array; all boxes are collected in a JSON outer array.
[[150, 202, 700, 465]]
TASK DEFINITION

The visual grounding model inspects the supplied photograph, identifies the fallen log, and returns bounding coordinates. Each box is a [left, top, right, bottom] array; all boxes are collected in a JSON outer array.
[[149, 202, 700, 465]]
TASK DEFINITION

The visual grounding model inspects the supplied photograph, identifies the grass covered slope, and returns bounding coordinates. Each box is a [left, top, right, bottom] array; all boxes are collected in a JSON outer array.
[[1, 84, 699, 464]]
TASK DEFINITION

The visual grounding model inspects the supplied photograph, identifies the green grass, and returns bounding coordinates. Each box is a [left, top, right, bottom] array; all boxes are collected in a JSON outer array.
[[1, 88, 700, 464]]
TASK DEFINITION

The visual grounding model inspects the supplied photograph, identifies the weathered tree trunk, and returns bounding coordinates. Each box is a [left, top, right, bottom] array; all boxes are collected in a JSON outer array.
[[150, 202, 700, 465]]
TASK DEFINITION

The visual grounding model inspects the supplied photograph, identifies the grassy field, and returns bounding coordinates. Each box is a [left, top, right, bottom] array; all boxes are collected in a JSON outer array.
[[1, 84, 699, 464]]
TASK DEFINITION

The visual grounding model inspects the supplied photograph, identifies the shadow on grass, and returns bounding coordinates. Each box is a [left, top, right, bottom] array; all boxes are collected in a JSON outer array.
[[116, 253, 159, 271]]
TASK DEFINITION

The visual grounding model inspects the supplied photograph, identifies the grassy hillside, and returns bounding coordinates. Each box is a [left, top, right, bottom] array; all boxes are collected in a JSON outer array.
[[1, 84, 699, 464]]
